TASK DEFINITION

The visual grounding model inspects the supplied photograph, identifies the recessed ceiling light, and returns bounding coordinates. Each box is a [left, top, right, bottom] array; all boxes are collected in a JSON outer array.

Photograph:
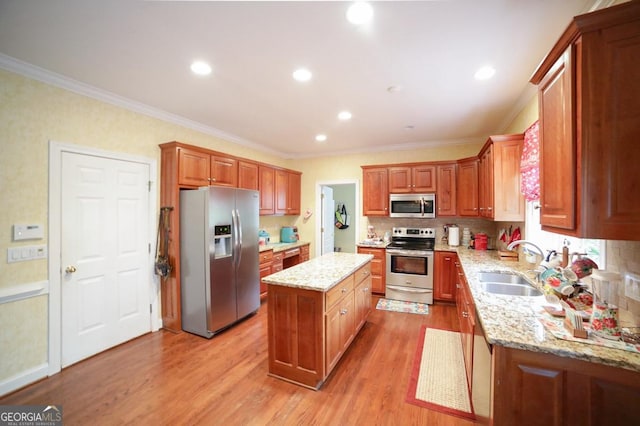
[[387, 85, 403, 93], [404, 125, 415, 130], [338, 111, 352, 121], [315, 134, 327, 142], [190, 61, 212, 76], [346, 2, 374, 25], [474, 66, 496, 80], [292, 68, 312, 82]]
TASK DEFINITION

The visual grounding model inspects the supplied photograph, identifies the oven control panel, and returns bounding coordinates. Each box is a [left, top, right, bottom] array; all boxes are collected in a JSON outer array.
[[391, 227, 435, 238]]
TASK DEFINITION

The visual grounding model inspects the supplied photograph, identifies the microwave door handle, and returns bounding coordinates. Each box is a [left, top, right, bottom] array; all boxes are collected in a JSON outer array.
[[420, 197, 425, 217]]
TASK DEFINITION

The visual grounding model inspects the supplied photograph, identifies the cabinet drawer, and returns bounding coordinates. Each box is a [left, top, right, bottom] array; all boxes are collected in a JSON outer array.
[[283, 247, 300, 258], [259, 250, 273, 265], [299, 244, 310, 255], [273, 252, 284, 263], [326, 275, 354, 308], [355, 264, 371, 284]]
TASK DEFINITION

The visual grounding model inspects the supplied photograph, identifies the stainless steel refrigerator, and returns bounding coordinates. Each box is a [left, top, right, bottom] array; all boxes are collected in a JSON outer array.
[[179, 186, 260, 338]]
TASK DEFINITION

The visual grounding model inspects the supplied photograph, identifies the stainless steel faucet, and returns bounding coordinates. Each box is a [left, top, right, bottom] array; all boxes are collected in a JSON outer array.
[[506, 239, 545, 258]]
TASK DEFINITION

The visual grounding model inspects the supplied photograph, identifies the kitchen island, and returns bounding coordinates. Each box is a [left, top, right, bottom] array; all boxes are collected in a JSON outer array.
[[262, 252, 373, 390]]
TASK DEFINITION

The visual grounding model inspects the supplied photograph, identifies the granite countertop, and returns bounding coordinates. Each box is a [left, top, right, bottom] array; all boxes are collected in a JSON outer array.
[[444, 245, 640, 373], [261, 252, 374, 292], [259, 240, 309, 253], [356, 239, 389, 249]]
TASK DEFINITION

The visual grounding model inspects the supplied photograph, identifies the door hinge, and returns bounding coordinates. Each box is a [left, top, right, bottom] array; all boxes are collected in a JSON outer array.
[[148, 181, 152, 192], [150, 304, 152, 314], [149, 243, 151, 253]]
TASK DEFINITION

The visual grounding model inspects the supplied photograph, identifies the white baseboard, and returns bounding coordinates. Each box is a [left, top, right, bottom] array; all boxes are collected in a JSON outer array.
[[0, 363, 48, 397]]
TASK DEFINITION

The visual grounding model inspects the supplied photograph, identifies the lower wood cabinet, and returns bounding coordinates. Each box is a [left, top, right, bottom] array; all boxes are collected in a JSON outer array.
[[493, 346, 640, 425], [434, 251, 457, 302], [356, 246, 385, 294], [267, 261, 371, 389], [259, 249, 274, 296]]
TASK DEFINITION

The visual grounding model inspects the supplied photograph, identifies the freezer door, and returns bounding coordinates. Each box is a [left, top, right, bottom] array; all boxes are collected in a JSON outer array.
[[235, 188, 260, 318]]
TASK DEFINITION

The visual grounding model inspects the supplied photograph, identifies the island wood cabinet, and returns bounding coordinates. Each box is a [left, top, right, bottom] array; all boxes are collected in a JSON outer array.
[[361, 167, 389, 216], [275, 169, 301, 215], [457, 157, 479, 217], [357, 246, 386, 294], [436, 163, 457, 217], [267, 261, 371, 390], [434, 251, 457, 302], [530, 2, 640, 240], [478, 135, 525, 221], [388, 164, 436, 193], [492, 346, 640, 425]]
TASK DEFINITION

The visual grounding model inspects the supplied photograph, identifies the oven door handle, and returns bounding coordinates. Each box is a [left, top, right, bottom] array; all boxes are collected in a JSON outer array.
[[386, 249, 433, 257], [386, 285, 433, 294]]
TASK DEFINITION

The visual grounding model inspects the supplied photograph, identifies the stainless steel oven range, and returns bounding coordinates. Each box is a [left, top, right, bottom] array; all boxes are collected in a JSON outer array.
[[385, 227, 435, 304]]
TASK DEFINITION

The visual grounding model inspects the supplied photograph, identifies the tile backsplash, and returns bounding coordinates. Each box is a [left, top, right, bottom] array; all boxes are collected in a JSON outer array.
[[603, 240, 640, 318]]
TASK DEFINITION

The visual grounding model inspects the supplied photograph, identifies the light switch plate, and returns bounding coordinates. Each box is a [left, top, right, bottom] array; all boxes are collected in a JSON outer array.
[[625, 273, 640, 302], [7, 245, 47, 263]]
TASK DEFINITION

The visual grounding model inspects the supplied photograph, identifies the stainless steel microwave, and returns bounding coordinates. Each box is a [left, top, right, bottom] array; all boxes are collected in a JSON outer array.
[[389, 193, 436, 218]]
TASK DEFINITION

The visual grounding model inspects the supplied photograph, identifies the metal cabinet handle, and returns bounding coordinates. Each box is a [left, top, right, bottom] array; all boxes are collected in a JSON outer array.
[[65, 265, 77, 273], [340, 308, 348, 315], [341, 288, 347, 293]]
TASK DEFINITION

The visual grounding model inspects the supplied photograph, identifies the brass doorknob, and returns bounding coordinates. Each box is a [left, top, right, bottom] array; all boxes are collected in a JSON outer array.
[[65, 265, 77, 273]]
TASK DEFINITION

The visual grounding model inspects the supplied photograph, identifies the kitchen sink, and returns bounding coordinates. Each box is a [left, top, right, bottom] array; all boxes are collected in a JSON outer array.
[[480, 282, 543, 297], [477, 271, 531, 285]]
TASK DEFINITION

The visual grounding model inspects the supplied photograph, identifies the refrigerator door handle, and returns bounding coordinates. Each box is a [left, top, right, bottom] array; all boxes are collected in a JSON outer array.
[[235, 208, 243, 268]]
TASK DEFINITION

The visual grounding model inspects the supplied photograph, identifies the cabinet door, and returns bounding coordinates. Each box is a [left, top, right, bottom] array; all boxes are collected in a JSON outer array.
[[275, 169, 288, 215], [436, 163, 457, 216], [355, 275, 372, 331], [178, 148, 210, 186], [238, 160, 258, 190], [457, 158, 479, 216], [413, 165, 436, 192], [287, 172, 301, 215], [388, 166, 412, 193], [259, 165, 275, 215], [493, 137, 525, 221], [538, 48, 575, 230], [434, 251, 457, 301], [210, 155, 238, 187], [325, 292, 355, 374], [478, 146, 494, 218], [362, 167, 389, 216]]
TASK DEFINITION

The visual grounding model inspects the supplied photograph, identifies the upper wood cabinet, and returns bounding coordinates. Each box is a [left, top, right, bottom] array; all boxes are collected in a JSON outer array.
[[362, 167, 389, 216], [530, 2, 640, 240], [177, 147, 238, 187], [388, 164, 436, 193], [478, 135, 525, 221], [436, 163, 457, 216], [238, 160, 258, 190], [259, 165, 275, 215], [457, 157, 479, 217], [275, 169, 301, 215]]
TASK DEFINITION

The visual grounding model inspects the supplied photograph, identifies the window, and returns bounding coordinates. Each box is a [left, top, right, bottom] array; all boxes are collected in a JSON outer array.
[[525, 202, 605, 269]]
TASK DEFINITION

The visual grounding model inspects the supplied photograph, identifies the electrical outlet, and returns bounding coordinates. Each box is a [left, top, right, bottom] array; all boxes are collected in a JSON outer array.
[[625, 273, 640, 302]]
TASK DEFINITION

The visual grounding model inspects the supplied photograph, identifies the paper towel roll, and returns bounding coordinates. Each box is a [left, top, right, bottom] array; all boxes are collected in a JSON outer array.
[[449, 226, 460, 246]]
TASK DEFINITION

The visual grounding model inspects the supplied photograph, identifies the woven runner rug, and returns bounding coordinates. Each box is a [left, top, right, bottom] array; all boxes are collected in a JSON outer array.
[[406, 326, 475, 420], [375, 298, 429, 315]]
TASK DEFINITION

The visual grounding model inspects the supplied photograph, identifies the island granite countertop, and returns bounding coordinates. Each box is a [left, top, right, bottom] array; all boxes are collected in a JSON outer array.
[[261, 252, 373, 292], [435, 245, 640, 373]]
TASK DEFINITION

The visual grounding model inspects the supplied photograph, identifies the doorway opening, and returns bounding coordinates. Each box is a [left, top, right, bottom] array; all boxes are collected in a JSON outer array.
[[316, 180, 359, 256]]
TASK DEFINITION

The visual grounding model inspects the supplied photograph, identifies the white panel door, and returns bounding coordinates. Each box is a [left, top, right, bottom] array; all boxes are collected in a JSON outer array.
[[61, 152, 151, 367], [321, 186, 335, 255]]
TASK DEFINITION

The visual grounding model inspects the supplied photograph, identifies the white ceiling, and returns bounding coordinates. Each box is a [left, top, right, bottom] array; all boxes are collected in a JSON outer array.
[[0, 0, 597, 159]]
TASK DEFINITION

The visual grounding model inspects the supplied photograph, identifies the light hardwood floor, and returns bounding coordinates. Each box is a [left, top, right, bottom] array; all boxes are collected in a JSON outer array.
[[1, 296, 474, 425]]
